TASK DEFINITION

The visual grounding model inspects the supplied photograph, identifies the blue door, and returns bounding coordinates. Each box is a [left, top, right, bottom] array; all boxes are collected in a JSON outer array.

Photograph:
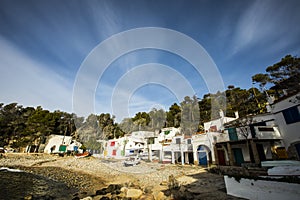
[[199, 152, 207, 165], [198, 146, 207, 166]]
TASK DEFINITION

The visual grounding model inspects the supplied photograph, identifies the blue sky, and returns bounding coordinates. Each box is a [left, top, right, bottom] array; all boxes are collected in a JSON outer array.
[[0, 0, 300, 121]]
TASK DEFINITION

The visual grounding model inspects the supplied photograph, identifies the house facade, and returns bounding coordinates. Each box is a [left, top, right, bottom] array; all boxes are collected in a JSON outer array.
[[43, 134, 81, 154], [100, 100, 299, 167], [214, 113, 284, 166], [192, 113, 237, 165], [271, 92, 300, 159], [105, 131, 156, 158]]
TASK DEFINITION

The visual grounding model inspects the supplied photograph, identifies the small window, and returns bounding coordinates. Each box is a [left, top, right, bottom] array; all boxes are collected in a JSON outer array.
[[148, 138, 154, 144], [164, 130, 170, 135], [282, 106, 300, 124], [176, 138, 181, 144], [210, 125, 217, 132], [258, 127, 274, 132], [187, 139, 191, 144]]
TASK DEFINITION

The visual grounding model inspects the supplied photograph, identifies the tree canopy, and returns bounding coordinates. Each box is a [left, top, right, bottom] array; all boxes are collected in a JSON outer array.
[[252, 55, 300, 97]]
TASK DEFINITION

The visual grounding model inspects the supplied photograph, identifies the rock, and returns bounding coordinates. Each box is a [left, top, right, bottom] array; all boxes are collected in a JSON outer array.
[[100, 197, 110, 200], [178, 185, 187, 193], [125, 181, 140, 189], [140, 194, 155, 200], [96, 188, 108, 195], [164, 190, 172, 197], [126, 188, 143, 199], [116, 192, 126, 199], [24, 195, 33, 200], [120, 187, 128, 193], [155, 191, 167, 200], [80, 196, 93, 200], [144, 186, 153, 194], [168, 175, 179, 189], [107, 184, 123, 193], [160, 181, 168, 186]]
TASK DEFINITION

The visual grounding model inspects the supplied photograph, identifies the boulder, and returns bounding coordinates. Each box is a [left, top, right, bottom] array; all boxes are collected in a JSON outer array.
[[140, 193, 155, 200], [99, 197, 110, 200], [120, 186, 128, 193], [155, 191, 167, 200], [126, 188, 143, 199], [107, 184, 123, 193], [96, 188, 108, 195], [80, 196, 92, 200], [144, 186, 153, 194]]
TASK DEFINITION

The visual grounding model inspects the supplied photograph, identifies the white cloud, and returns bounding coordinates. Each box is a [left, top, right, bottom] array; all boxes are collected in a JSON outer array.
[[0, 37, 73, 112], [231, 0, 300, 55]]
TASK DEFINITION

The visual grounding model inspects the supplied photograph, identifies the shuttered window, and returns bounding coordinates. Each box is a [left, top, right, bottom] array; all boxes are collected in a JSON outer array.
[[282, 106, 300, 124]]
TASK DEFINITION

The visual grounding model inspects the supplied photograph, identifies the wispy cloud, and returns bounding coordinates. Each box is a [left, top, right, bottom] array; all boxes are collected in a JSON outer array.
[[0, 37, 73, 112], [230, 0, 300, 56], [2, 0, 298, 120]]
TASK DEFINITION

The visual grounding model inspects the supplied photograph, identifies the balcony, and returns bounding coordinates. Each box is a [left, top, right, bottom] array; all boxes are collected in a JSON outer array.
[[254, 126, 282, 140]]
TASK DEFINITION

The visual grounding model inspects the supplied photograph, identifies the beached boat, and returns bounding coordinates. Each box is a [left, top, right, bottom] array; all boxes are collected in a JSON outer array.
[[123, 156, 141, 167], [74, 151, 90, 158]]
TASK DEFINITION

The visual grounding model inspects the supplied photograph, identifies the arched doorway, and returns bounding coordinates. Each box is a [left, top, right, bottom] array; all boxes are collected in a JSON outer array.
[[197, 145, 211, 166]]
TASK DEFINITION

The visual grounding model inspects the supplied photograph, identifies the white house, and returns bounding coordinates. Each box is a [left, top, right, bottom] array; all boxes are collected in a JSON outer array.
[[161, 134, 193, 165], [203, 110, 237, 132], [271, 92, 300, 159], [214, 113, 284, 166], [43, 134, 81, 154], [105, 137, 126, 158], [192, 111, 237, 165], [105, 131, 156, 158]]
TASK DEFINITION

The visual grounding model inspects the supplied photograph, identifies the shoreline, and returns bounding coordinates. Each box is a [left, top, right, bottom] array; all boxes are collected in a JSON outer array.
[[0, 153, 245, 199]]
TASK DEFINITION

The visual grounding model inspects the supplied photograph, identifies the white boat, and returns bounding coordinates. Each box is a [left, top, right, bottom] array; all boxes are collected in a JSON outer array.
[[261, 160, 300, 167], [123, 156, 141, 167]]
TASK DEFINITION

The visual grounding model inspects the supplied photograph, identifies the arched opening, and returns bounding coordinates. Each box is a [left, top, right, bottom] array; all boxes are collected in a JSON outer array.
[[197, 145, 211, 166]]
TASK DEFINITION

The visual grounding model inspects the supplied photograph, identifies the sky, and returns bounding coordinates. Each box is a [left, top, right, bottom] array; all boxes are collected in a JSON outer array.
[[0, 0, 300, 121]]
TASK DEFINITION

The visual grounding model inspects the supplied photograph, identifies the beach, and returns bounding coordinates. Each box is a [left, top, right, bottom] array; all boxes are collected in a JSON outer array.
[[0, 153, 244, 199]]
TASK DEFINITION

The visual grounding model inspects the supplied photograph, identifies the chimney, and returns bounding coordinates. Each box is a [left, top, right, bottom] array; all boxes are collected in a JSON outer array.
[[219, 109, 224, 118], [234, 111, 239, 119]]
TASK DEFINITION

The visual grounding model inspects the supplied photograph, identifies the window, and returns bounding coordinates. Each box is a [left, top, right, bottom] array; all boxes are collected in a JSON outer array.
[[148, 138, 154, 144], [176, 138, 181, 144], [187, 139, 192, 144], [258, 127, 274, 132], [164, 130, 170, 135], [282, 106, 300, 124], [210, 125, 217, 132]]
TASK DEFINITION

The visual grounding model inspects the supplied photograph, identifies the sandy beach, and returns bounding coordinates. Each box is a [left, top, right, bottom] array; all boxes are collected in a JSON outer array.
[[0, 153, 245, 199]]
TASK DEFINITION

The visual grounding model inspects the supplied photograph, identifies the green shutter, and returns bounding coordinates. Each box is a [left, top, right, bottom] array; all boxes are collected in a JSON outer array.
[[59, 145, 67, 152]]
